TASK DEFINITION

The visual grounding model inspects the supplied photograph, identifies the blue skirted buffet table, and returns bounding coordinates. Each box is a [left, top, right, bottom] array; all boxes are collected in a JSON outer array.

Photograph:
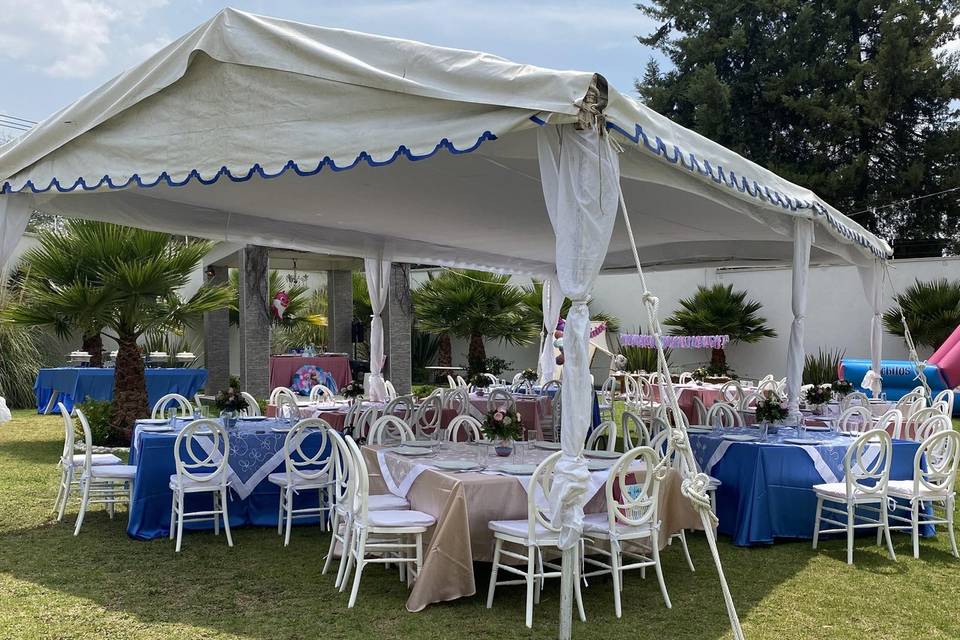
[[34, 367, 207, 414]]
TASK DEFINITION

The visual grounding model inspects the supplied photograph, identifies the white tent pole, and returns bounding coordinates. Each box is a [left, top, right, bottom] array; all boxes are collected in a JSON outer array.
[[539, 275, 564, 384], [786, 219, 813, 420], [857, 259, 884, 397], [364, 256, 391, 401]]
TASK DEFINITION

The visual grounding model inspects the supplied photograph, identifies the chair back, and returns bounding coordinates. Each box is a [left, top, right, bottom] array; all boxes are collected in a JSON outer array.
[[484, 373, 500, 386], [605, 446, 660, 530], [719, 381, 743, 404], [275, 391, 300, 421], [678, 371, 693, 384], [328, 430, 356, 514], [599, 376, 619, 404], [446, 415, 481, 442], [173, 419, 230, 484], [874, 408, 903, 439], [903, 407, 945, 440], [309, 384, 336, 403], [650, 415, 671, 441], [368, 415, 414, 445], [621, 410, 649, 450], [739, 391, 762, 412], [837, 406, 873, 434], [384, 394, 415, 422], [58, 403, 76, 464], [913, 413, 951, 442], [444, 387, 470, 416], [706, 402, 741, 428], [843, 428, 892, 499], [757, 379, 778, 394], [283, 418, 333, 483], [384, 380, 398, 401], [355, 405, 382, 440], [691, 395, 708, 425], [343, 401, 362, 431], [840, 391, 870, 412], [414, 393, 444, 439], [585, 420, 617, 452], [151, 393, 193, 419], [269, 386, 293, 404], [486, 388, 517, 413], [73, 408, 98, 475], [895, 391, 927, 420], [447, 375, 457, 389], [342, 435, 371, 523], [455, 375, 468, 388], [240, 392, 260, 416], [527, 451, 563, 543], [913, 430, 960, 497], [934, 389, 955, 416], [623, 374, 640, 408]]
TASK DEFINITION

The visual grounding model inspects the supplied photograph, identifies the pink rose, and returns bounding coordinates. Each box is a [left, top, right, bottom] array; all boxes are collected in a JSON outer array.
[[494, 411, 504, 421]]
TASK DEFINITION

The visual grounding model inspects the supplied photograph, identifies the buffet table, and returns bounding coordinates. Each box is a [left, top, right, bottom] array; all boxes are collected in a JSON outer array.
[[269, 354, 352, 390], [34, 367, 207, 414]]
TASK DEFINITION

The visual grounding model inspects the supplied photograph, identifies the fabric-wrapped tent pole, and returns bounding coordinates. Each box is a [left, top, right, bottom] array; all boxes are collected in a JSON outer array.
[[785, 219, 813, 419], [0, 194, 31, 273], [538, 119, 619, 638], [364, 257, 391, 402], [857, 260, 884, 397], [538, 275, 564, 384]]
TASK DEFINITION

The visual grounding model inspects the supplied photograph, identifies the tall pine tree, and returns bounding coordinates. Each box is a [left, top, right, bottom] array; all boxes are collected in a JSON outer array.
[[637, 0, 960, 253]]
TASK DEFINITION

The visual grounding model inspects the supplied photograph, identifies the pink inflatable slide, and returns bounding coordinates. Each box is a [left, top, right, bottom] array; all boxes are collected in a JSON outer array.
[[929, 324, 960, 388]]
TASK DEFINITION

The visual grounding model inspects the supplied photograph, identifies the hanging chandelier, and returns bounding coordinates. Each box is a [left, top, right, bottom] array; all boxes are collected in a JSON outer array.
[[286, 259, 309, 286]]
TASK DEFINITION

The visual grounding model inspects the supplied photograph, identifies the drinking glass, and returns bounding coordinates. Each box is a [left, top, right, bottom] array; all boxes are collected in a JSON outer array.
[[166, 407, 178, 425], [475, 442, 488, 467], [198, 405, 209, 419], [513, 441, 526, 465], [527, 429, 539, 447]]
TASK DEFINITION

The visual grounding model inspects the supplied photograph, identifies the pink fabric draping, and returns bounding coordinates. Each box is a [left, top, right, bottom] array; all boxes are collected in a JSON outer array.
[[268, 355, 352, 390]]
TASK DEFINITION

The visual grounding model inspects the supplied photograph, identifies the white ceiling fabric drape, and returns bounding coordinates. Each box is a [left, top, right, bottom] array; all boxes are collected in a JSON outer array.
[[857, 260, 884, 397], [785, 218, 813, 418], [0, 195, 32, 273], [538, 123, 620, 549], [538, 275, 564, 384], [364, 257, 391, 402]]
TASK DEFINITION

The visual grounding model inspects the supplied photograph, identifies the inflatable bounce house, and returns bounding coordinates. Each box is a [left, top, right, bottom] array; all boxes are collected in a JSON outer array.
[[841, 324, 960, 413]]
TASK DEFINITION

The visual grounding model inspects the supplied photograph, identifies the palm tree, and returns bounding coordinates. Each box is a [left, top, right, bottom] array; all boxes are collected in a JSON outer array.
[[272, 287, 329, 353], [229, 270, 312, 329], [5, 221, 233, 436], [519, 280, 621, 334], [663, 283, 776, 373], [352, 272, 372, 360], [413, 270, 538, 374], [883, 278, 960, 351]]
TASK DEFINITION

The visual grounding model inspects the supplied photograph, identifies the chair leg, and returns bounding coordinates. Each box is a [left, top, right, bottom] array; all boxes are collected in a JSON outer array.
[[348, 529, 368, 608], [169, 491, 176, 540], [175, 491, 185, 552], [611, 543, 622, 618], [107, 483, 115, 519], [323, 511, 339, 575], [652, 534, 671, 609], [812, 496, 823, 549], [948, 496, 959, 559], [340, 525, 357, 593], [213, 492, 220, 536], [678, 530, 695, 572], [911, 501, 920, 559], [221, 488, 233, 547], [846, 503, 855, 565], [54, 469, 67, 520], [573, 547, 586, 623], [414, 532, 424, 583], [882, 504, 896, 562], [284, 488, 294, 547], [486, 538, 502, 608], [525, 545, 535, 628], [73, 479, 91, 536], [277, 488, 284, 534], [336, 519, 353, 591]]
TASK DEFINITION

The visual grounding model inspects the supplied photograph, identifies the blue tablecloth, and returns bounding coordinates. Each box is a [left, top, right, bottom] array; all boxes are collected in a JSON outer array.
[[127, 417, 328, 540], [689, 427, 931, 546], [34, 367, 207, 414]]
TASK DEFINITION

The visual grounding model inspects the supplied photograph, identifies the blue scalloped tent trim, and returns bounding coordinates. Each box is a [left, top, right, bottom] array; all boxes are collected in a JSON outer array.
[[1, 131, 498, 195], [606, 121, 889, 259]]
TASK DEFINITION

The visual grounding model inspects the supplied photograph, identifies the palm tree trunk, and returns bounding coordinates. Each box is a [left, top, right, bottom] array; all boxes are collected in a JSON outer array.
[[111, 334, 147, 442], [438, 333, 452, 368], [710, 348, 727, 373], [467, 333, 486, 375], [82, 333, 103, 368]]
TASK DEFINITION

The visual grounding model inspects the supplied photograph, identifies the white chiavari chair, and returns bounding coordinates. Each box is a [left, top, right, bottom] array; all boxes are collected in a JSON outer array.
[[836, 406, 874, 434], [705, 402, 742, 429], [874, 408, 903, 439], [484, 373, 500, 386], [486, 451, 585, 628], [598, 376, 619, 422], [622, 374, 641, 412], [447, 375, 457, 389], [582, 446, 671, 616], [840, 391, 870, 412], [895, 391, 927, 421], [757, 378, 779, 395], [55, 403, 121, 522], [275, 391, 301, 422], [738, 391, 762, 413], [540, 380, 562, 442], [887, 429, 960, 558], [414, 392, 444, 439], [620, 410, 650, 450], [72, 408, 136, 536], [151, 393, 193, 419], [719, 381, 743, 404], [913, 413, 952, 442], [168, 419, 233, 552], [340, 436, 436, 607], [691, 395, 709, 425], [309, 384, 336, 403], [384, 394, 415, 423], [444, 387, 470, 417], [268, 418, 335, 546], [934, 389, 955, 416], [812, 429, 895, 565], [678, 371, 693, 384], [585, 419, 618, 452], [367, 415, 414, 445], [354, 406, 382, 441], [240, 391, 260, 416], [487, 388, 517, 414], [446, 415, 482, 442], [383, 379, 398, 401], [456, 375, 468, 388], [902, 407, 945, 441]]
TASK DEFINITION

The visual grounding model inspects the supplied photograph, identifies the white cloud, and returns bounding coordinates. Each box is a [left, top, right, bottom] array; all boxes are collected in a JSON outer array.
[[0, 0, 168, 78]]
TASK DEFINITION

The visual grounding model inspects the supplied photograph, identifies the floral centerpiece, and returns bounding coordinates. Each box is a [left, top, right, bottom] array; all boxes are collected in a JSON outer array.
[[520, 368, 538, 384], [804, 385, 833, 414], [755, 395, 788, 424], [831, 379, 854, 397], [215, 387, 248, 428], [482, 407, 523, 456], [470, 373, 492, 396], [340, 380, 363, 406], [691, 367, 709, 384]]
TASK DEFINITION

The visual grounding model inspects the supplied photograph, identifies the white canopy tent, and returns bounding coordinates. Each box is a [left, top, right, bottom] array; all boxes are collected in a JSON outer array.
[[0, 8, 892, 637]]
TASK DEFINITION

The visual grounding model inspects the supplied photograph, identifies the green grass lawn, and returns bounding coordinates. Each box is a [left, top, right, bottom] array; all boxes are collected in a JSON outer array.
[[1, 409, 959, 639]]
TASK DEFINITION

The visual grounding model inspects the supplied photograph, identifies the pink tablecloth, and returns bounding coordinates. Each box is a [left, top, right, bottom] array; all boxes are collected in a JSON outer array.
[[268, 355, 352, 390], [469, 394, 548, 439], [653, 384, 722, 424]]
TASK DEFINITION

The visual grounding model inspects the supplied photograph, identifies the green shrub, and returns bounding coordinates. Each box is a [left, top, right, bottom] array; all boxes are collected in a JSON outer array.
[[803, 348, 844, 386], [412, 384, 439, 398], [75, 397, 126, 447]]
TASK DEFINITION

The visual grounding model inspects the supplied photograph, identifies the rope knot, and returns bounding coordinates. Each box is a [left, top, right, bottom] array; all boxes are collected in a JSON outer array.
[[681, 472, 718, 525]]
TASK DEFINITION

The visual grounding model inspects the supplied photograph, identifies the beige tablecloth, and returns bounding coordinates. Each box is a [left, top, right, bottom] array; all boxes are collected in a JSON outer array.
[[362, 444, 701, 612]]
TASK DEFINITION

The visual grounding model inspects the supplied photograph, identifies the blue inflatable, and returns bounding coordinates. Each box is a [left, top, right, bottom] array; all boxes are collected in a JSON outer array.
[[840, 358, 949, 405]]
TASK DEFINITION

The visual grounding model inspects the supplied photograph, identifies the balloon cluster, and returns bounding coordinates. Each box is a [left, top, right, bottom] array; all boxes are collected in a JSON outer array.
[[552, 319, 607, 366]]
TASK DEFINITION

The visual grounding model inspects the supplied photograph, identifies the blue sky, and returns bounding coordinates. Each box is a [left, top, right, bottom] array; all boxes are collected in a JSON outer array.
[[0, 0, 665, 130]]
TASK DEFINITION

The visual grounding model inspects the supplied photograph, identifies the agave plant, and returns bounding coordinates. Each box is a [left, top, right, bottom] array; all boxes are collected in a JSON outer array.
[[664, 283, 776, 372], [4, 221, 233, 436], [883, 278, 960, 350], [412, 328, 441, 382], [615, 330, 672, 373], [803, 348, 844, 386], [413, 270, 538, 374]]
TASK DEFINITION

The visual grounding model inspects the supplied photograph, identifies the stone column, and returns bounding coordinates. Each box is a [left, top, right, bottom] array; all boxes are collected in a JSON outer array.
[[239, 246, 271, 398], [386, 263, 412, 394], [202, 264, 231, 393], [326, 270, 353, 354]]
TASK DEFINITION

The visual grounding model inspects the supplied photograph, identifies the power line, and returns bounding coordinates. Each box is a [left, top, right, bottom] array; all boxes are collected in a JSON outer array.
[[0, 120, 31, 132], [0, 113, 36, 125], [847, 186, 960, 218]]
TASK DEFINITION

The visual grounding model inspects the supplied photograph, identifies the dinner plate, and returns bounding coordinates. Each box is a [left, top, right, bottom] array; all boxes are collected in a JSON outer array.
[[493, 463, 537, 475], [139, 418, 169, 425], [271, 426, 292, 433], [391, 446, 434, 457], [314, 402, 340, 411], [587, 459, 614, 471], [783, 438, 820, 445], [802, 424, 831, 432], [836, 430, 859, 437], [238, 416, 267, 422], [722, 434, 759, 442], [533, 441, 562, 450], [140, 424, 174, 432], [404, 439, 441, 448], [686, 427, 712, 434], [431, 460, 480, 472], [585, 450, 620, 459]]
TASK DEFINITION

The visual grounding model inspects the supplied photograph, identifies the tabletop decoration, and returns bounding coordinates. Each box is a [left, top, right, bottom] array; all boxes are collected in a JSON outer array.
[[831, 379, 854, 397], [755, 394, 788, 440], [482, 407, 523, 456], [340, 380, 364, 407], [470, 373, 492, 396], [691, 367, 709, 385], [804, 385, 833, 415], [215, 387, 248, 428]]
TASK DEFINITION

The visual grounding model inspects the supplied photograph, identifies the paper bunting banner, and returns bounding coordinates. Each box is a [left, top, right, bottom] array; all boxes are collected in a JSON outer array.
[[618, 334, 730, 349]]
